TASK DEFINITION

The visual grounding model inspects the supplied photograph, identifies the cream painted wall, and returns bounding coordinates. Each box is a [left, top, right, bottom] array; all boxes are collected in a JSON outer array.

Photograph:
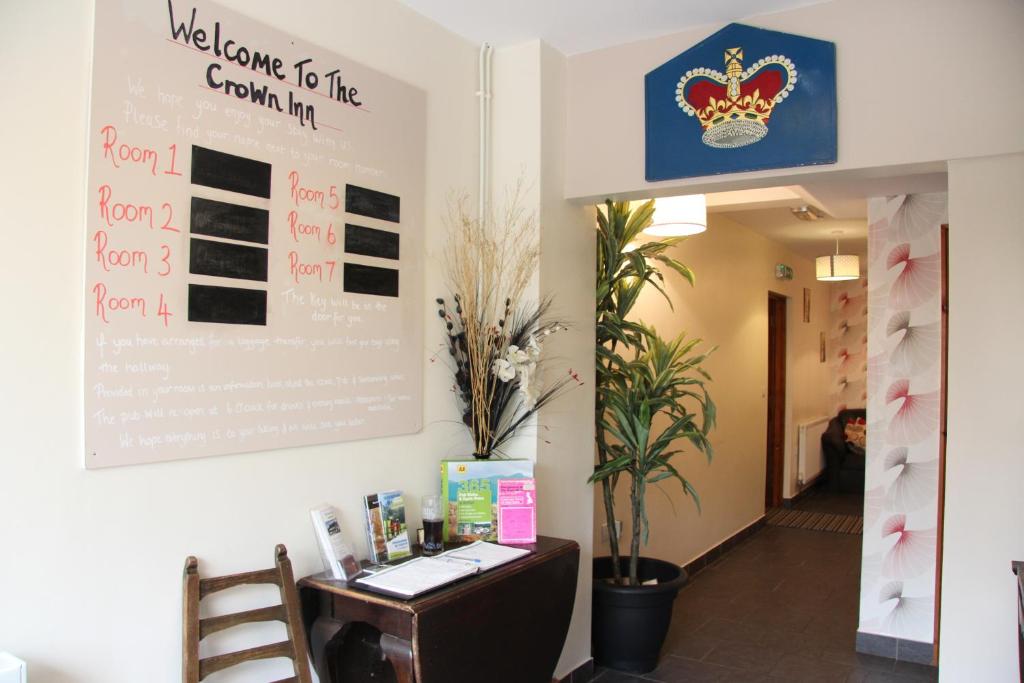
[[488, 39, 596, 677], [592, 213, 832, 566], [941, 153, 1024, 681], [0, 2, 483, 681], [565, 0, 1024, 201]]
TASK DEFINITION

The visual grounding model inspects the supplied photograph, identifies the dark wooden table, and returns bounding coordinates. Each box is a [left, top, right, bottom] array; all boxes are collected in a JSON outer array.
[[299, 536, 579, 683]]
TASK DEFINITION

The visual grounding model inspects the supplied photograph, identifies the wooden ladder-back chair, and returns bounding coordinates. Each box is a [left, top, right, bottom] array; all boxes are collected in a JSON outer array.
[[182, 544, 313, 683]]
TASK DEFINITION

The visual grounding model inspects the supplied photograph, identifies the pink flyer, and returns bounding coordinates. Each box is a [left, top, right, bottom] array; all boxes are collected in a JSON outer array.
[[497, 478, 536, 544]]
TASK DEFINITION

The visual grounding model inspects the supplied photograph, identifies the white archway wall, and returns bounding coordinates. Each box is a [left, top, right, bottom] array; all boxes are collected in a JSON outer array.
[[941, 153, 1024, 681]]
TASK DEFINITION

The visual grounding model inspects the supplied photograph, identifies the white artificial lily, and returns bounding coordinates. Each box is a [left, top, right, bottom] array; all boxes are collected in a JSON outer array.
[[506, 344, 530, 365], [492, 358, 516, 382]]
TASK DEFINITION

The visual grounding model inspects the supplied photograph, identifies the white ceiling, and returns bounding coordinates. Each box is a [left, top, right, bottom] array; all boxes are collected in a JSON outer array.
[[707, 171, 948, 262], [708, 186, 867, 262], [397, 0, 830, 55], [715, 207, 869, 262]]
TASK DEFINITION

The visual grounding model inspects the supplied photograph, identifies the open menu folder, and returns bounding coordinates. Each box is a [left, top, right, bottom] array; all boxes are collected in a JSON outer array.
[[354, 541, 531, 598]]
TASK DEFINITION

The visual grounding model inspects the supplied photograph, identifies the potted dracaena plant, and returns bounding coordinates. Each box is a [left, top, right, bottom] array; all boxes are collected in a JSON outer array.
[[590, 199, 716, 674]]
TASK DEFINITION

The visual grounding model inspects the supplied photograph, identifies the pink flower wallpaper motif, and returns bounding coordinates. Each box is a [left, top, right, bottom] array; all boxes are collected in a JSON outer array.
[[877, 581, 933, 635], [881, 514, 937, 579], [887, 243, 942, 310], [859, 193, 946, 645], [883, 447, 938, 512], [885, 379, 940, 446], [829, 277, 868, 414], [891, 193, 948, 242], [887, 311, 941, 376], [868, 216, 890, 262]]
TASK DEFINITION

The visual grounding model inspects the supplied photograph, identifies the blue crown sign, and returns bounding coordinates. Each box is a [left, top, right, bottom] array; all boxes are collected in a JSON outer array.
[[645, 23, 836, 181]]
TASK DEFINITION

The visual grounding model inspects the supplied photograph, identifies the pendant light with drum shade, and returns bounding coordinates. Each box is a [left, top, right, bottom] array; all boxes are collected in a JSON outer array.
[[642, 194, 707, 237], [816, 230, 860, 281]]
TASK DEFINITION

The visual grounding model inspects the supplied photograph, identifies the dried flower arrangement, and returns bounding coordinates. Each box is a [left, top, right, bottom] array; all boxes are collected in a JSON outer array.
[[436, 189, 580, 459]]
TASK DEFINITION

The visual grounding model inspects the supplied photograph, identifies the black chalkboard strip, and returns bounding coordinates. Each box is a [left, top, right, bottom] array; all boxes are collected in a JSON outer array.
[[191, 146, 272, 199], [189, 238, 268, 282], [190, 197, 269, 244], [345, 185, 400, 223], [345, 224, 400, 260], [188, 284, 267, 326], [343, 263, 399, 297]]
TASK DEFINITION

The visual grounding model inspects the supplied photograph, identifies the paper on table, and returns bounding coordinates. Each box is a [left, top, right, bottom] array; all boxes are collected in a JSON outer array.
[[440, 541, 531, 571], [354, 556, 479, 597]]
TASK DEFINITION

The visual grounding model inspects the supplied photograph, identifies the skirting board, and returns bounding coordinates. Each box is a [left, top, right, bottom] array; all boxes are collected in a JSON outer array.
[[682, 516, 766, 579], [783, 476, 824, 508], [856, 631, 936, 666], [554, 658, 594, 683]]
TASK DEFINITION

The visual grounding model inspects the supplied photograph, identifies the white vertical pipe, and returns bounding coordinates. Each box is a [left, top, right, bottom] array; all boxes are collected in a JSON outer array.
[[477, 42, 492, 225]]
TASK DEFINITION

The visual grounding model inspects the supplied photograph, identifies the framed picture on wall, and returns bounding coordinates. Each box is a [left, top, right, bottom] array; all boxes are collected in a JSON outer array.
[[644, 22, 837, 180]]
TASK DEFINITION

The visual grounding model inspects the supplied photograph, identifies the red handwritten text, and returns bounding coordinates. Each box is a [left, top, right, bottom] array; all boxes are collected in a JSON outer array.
[[92, 282, 147, 323], [93, 231, 149, 273], [98, 185, 154, 229], [288, 251, 336, 284], [288, 210, 336, 243], [101, 125, 160, 175], [288, 171, 338, 210]]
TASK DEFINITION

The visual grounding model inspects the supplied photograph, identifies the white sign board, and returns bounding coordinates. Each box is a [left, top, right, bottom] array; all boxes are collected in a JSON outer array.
[[84, 0, 425, 468]]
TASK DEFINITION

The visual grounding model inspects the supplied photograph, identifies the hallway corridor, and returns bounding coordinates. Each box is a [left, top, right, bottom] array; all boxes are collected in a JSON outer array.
[[594, 525, 939, 682]]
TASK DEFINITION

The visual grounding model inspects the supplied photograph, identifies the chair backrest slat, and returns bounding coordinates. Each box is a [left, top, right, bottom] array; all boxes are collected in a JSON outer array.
[[199, 567, 281, 597], [199, 640, 294, 679], [199, 604, 288, 639]]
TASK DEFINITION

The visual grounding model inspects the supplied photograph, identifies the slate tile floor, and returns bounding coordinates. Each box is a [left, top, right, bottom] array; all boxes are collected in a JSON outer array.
[[593, 524, 938, 683]]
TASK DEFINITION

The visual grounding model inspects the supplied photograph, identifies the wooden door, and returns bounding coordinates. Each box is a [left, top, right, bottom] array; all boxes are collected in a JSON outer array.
[[765, 293, 787, 508]]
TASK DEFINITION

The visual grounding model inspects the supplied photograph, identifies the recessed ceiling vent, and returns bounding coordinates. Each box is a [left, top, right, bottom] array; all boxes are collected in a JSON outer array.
[[791, 204, 825, 221]]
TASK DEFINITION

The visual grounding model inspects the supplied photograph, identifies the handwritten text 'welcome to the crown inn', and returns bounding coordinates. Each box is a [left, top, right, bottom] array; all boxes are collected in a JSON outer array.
[[167, 0, 364, 130]]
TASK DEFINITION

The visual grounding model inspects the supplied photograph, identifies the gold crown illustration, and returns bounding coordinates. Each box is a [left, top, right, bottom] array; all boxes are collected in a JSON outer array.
[[676, 47, 797, 148]]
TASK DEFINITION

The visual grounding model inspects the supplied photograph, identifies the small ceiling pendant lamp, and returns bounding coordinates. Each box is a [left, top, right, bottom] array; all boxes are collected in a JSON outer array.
[[643, 194, 707, 237], [816, 232, 860, 281]]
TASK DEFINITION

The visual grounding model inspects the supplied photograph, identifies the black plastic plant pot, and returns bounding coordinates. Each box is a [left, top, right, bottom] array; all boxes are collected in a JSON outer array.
[[592, 556, 688, 674]]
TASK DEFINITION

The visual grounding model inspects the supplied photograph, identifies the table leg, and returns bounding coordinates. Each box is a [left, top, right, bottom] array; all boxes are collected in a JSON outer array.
[[380, 633, 415, 683], [309, 616, 347, 681]]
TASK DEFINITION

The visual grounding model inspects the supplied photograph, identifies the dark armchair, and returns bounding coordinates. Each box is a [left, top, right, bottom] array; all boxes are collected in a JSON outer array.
[[822, 408, 866, 493]]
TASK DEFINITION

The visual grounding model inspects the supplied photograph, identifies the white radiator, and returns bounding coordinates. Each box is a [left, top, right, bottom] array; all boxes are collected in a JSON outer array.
[[797, 416, 831, 486]]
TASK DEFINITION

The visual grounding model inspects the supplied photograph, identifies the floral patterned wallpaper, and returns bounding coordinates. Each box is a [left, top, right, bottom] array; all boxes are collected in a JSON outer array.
[[829, 276, 868, 414], [859, 193, 946, 645]]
